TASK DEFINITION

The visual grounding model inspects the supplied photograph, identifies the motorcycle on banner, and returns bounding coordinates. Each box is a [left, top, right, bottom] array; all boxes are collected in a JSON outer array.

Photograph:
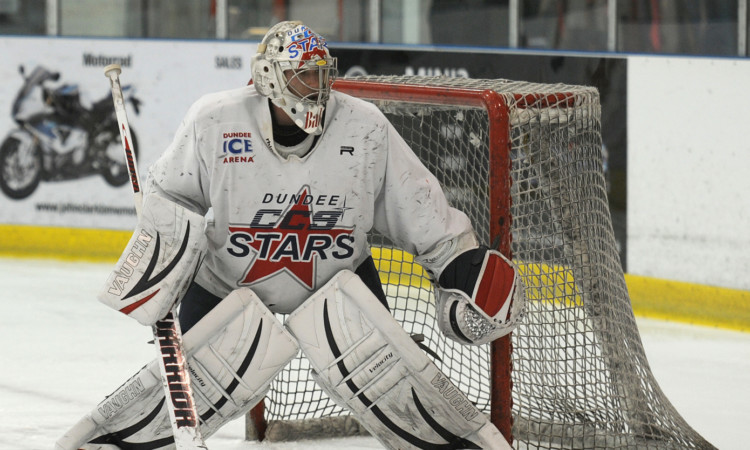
[[0, 65, 141, 199]]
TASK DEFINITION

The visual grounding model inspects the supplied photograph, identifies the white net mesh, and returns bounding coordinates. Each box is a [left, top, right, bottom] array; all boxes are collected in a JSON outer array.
[[249, 76, 714, 449]]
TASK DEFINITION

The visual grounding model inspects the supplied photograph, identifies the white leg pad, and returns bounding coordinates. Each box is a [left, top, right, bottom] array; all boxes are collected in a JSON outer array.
[[56, 288, 298, 450], [286, 270, 511, 450]]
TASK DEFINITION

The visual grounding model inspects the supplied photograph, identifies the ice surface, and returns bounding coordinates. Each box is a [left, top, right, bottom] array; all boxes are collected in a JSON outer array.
[[0, 257, 746, 449]]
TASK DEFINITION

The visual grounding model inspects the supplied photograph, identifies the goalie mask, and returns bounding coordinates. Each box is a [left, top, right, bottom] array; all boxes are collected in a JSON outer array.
[[252, 21, 338, 135]]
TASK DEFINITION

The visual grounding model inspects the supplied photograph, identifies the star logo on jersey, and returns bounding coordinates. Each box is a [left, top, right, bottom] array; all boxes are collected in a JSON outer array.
[[227, 186, 355, 290]]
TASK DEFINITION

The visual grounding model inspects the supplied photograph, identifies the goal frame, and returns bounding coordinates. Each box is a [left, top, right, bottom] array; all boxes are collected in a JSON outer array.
[[248, 78, 579, 444]]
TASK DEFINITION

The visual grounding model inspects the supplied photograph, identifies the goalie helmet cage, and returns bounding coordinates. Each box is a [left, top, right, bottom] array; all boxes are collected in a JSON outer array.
[[246, 76, 714, 449]]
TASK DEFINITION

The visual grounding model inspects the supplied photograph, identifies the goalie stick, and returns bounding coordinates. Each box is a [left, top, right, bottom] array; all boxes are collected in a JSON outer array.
[[104, 64, 207, 449]]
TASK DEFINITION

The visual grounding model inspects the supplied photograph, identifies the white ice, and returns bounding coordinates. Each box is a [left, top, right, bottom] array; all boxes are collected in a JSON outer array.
[[0, 257, 747, 450]]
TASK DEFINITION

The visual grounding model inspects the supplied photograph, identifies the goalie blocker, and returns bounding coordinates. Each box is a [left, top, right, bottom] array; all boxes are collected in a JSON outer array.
[[286, 270, 512, 450], [98, 194, 207, 326]]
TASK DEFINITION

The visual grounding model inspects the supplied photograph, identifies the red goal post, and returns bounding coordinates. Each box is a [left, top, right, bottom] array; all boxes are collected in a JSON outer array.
[[246, 76, 714, 449]]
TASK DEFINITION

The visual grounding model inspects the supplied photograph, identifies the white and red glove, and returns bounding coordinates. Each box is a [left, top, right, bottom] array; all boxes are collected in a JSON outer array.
[[435, 246, 526, 345]]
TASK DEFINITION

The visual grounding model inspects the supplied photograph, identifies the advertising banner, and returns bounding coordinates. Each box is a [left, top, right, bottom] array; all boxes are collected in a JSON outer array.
[[0, 37, 626, 266], [0, 37, 257, 231]]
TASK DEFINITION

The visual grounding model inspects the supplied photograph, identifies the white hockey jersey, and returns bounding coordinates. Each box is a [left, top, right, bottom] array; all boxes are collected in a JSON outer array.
[[146, 85, 474, 313]]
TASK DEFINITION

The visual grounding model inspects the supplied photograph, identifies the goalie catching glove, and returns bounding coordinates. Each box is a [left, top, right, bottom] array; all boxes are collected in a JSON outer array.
[[420, 236, 526, 345]]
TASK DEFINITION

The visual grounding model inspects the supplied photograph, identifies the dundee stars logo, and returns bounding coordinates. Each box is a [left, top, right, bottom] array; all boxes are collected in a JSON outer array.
[[227, 186, 354, 290]]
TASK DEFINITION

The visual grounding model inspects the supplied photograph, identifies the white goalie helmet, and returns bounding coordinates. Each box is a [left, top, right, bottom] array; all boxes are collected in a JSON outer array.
[[251, 21, 338, 135]]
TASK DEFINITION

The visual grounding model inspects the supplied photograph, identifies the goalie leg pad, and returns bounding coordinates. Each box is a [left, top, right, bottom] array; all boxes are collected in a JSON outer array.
[[285, 270, 511, 450], [98, 194, 207, 326], [56, 288, 299, 450]]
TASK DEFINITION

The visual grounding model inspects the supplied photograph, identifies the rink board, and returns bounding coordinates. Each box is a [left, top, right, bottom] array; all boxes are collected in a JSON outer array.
[[1, 223, 747, 332]]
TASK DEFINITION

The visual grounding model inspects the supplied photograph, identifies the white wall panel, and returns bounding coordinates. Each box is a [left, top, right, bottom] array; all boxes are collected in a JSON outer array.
[[628, 56, 750, 289]]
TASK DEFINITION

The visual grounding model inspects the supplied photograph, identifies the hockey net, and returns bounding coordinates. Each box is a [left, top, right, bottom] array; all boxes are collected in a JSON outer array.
[[246, 76, 714, 449]]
